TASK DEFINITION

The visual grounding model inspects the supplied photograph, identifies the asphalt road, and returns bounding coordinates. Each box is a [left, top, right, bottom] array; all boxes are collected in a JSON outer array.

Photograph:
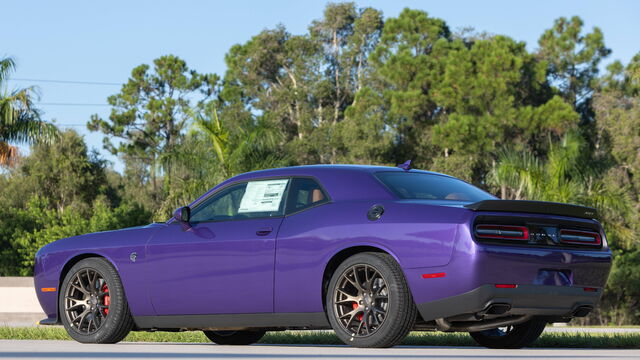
[[1, 340, 639, 360]]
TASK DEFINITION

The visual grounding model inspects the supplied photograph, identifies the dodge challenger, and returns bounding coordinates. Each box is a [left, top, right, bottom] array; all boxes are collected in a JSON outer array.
[[33, 163, 612, 348]]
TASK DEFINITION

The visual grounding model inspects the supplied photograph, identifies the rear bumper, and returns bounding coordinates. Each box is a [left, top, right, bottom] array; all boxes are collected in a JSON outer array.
[[416, 284, 602, 322]]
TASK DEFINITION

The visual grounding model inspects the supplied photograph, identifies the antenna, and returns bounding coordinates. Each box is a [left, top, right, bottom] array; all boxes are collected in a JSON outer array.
[[397, 160, 412, 171]]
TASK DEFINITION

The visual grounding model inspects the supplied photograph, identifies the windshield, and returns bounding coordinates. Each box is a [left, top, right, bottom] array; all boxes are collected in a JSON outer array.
[[375, 172, 496, 202]]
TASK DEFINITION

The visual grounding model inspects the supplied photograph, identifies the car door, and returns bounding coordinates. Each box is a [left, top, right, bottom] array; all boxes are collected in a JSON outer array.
[[145, 178, 290, 315]]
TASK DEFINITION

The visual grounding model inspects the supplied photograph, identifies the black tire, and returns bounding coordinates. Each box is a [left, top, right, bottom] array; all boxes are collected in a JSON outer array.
[[469, 317, 547, 349], [203, 330, 266, 345], [59, 257, 133, 343], [326, 252, 417, 348]]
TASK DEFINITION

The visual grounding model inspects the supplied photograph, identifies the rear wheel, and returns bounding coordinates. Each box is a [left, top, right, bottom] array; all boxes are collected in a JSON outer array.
[[203, 330, 266, 345], [60, 258, 133, 343], [469, 317, 547, 349], [326, 252, 417, 348]]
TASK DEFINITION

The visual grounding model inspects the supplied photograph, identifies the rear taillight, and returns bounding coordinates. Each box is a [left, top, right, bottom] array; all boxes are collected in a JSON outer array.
[[559, 229, 601, 246], [475, 224, 529, 240]]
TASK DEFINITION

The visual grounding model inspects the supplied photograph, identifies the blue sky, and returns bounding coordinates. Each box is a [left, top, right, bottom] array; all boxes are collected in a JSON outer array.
[[3, 0, 639, 172]]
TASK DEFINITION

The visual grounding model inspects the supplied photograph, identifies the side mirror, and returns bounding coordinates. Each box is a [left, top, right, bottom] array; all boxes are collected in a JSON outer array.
[[173, 206, 191, 224]]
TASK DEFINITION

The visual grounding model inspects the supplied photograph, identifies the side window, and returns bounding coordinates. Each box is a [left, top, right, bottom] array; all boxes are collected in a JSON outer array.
[[190, 179, 289, 223], [286, 178, 329, 214], [190, 183, 246, 222]]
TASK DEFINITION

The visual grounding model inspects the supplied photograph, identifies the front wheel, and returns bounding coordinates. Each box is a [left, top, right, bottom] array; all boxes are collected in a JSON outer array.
[[203, 330, 266, 345], [59, 257, 133, 343], [469, 317, 547, 349], [326, 252, 417, 348]]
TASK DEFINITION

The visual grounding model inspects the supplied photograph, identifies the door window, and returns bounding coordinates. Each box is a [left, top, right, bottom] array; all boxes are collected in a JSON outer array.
[[190, 179, 289, 222]]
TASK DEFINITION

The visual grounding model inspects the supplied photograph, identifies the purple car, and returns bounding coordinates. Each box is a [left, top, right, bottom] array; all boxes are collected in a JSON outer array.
[[34, 164, 611, 348]]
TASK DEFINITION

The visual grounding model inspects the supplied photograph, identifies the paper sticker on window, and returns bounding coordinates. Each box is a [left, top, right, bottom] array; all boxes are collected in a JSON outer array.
[[238, 179, 289, 213]]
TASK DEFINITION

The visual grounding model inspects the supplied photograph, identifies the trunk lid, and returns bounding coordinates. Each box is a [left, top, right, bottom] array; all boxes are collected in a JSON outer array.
[[465, 200, 603, 249]]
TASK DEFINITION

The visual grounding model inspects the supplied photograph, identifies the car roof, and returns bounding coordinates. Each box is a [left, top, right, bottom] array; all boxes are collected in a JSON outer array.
[[189, 164, 451, 206], [238, 164, 448, 177]]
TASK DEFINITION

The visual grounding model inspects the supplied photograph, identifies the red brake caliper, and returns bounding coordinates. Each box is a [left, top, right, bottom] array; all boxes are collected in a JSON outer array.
[[352, 302, 363, 321], [101, 284, 110, 315]]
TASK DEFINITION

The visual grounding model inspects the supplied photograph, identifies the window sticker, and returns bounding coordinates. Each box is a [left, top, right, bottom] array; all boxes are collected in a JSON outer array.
[[238, 179, 289, 213]]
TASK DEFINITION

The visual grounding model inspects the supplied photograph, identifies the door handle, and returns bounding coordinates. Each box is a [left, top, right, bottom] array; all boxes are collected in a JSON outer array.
[[256, 227, 273, 236]]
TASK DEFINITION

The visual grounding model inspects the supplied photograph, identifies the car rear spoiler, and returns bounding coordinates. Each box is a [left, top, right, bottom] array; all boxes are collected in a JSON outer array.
[[464, 200, 598, 220]]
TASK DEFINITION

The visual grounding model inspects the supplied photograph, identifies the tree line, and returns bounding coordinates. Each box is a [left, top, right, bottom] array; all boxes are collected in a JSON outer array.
[[1, 3, 638, 325]]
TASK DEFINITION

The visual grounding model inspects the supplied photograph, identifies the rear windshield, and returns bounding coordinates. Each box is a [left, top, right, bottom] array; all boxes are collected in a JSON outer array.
[[375, 172, 496, 202]]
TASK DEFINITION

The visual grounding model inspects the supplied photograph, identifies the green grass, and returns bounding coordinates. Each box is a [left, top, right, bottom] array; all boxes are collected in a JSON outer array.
[[0, 327, 638, 348]]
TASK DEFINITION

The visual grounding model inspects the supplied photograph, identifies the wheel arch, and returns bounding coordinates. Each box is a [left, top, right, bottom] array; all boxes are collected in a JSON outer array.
[[321, 244, 401, 310], [55, 253, 117, 322]]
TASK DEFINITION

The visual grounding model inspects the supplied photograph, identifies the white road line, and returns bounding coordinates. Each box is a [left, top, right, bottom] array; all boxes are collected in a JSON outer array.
[[0, 340, 638, 360]]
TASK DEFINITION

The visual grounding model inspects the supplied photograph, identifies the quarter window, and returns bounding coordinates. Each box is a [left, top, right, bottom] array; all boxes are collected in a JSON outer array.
[[286, 178, 329, 214]]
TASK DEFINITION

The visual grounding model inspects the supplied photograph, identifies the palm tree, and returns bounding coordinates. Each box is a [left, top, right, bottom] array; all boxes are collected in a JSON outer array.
[[192, 104, 231, 176], [0, 57, 58, 167], [155, 104, 284, 219], [192, 104, 283, 178]]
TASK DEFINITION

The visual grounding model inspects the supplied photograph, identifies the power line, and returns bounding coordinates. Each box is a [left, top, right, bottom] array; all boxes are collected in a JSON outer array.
[[10, 78, 122, 86], [36, 102, 110, 106]]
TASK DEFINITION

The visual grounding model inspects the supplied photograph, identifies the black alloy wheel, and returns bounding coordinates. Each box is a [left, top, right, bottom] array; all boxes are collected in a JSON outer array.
[[64, 268, 110, 334], [333, 264, 389, 337], [60, 258, 133, 343], [326, 252, 417, 348]]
